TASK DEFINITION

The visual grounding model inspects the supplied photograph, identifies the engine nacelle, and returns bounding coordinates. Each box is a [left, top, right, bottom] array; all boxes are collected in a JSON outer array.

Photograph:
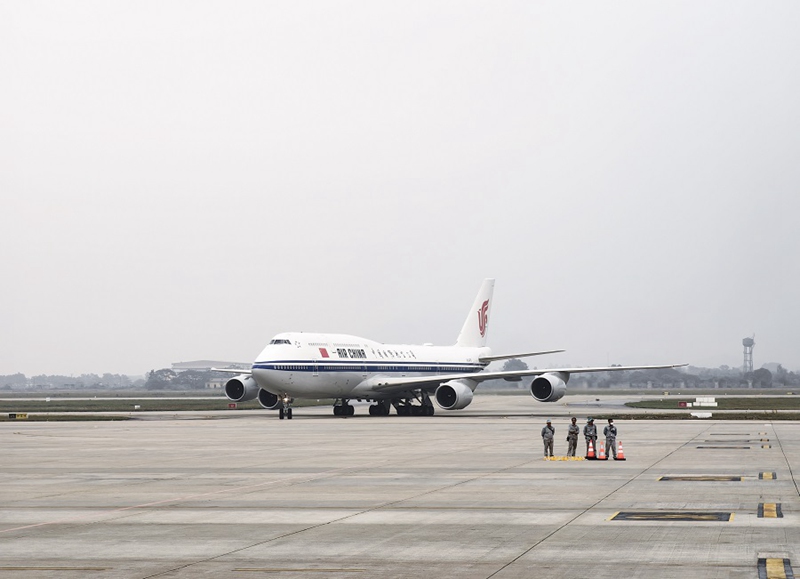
[[530, 372, 568, 402], [258, 389, 281, 410], [435, 379, 475, 410], [224, 374, 259, 402]]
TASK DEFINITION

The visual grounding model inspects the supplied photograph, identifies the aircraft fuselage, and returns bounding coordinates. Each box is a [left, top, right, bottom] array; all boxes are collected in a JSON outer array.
[[251, 332, 490, 399]]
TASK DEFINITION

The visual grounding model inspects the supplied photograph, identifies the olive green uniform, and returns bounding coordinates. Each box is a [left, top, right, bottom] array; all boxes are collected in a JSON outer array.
[[541, 424, 555, 457], [583, 422, 597, 456], [567, 423, 580, 457]]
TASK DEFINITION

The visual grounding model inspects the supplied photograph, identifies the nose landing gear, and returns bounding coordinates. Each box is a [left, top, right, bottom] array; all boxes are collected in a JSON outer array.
[[278, 396, 293, 419]]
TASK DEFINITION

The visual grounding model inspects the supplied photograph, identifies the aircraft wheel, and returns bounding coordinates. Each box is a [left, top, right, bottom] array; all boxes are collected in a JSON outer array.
[[333, 406, 341, 417], [279, 408, 285, 420], [368, 405, 377, 416], [347, 405, 355, 416], [426, 406, 435, 416], [287, 408, 293, 419]]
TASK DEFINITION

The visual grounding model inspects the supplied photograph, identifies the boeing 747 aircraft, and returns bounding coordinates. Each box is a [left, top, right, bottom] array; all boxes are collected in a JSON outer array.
[[216, 279, 685, 419]]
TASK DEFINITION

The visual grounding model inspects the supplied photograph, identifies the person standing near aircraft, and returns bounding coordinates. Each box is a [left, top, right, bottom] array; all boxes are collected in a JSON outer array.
[[604, 418, 618, 460], [566, 417, 580, 457], [584, 417, 597, 456], [541, 419, 555, 458]]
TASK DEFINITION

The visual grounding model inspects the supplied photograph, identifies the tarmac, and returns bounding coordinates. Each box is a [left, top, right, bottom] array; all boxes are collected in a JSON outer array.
[[1, 394, 799, 578]]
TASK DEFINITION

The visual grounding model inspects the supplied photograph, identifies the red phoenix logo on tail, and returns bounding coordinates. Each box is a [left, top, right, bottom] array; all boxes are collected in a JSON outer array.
[[477, 300, 489, 337]]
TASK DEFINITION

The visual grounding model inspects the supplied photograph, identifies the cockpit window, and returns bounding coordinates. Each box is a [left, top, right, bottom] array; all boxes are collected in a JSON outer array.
[[269, 339, 292, 345]]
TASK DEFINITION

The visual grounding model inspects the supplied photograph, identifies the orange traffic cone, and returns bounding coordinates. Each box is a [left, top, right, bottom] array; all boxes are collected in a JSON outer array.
[[598, 440, 607, 460], [586, 440, 596, 460], [615, 440, 626, 461]]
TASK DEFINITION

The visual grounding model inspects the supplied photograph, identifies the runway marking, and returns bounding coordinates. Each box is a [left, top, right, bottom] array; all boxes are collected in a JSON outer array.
[[710, 433, 752, 435], [0, 567, 109, 571], [234, 569, 364, 573], [763, 445, 773, 449], [701, 439, 768, 443], [696, 445, 751, 449], [0, 465, 368, 535], [758, 503, 783, 518], [760, 472, 778, 480], [758, 557, 794, 579], [137, 437, 552, 579], [658, 475, 742, 481], [610, 511, 733, 522]]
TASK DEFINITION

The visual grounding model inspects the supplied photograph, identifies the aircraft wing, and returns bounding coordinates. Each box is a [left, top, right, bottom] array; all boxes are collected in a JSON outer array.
[[369, 363, 687, 393]]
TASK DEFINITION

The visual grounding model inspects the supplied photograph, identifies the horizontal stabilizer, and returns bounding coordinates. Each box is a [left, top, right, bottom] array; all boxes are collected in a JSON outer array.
[[211, 368, 252, 375], [479, 349, 565, 363]]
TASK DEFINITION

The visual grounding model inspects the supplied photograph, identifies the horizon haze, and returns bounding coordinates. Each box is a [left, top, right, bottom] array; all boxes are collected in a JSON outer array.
[[2, 2, 799, 376]]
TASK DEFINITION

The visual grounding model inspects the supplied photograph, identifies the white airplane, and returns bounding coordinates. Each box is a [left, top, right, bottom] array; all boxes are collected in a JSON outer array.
[[216, 279, 685, 419]]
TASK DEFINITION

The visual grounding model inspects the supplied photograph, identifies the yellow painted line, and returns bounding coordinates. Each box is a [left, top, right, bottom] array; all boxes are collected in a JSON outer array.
[[766, 558, 787, 579], [760, 472, 775, 480], [761, 438, 770, 442], [763, 445, 772, 449], [758, 503, 783, 518]]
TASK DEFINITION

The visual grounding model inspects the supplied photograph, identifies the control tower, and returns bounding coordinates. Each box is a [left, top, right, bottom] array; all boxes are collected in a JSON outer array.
[[742, 336, 755, 374]]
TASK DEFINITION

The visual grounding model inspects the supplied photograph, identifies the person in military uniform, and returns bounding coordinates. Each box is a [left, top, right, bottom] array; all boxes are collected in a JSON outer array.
[[541, 419, 555, 458], [604, 418, 618, 459], [566, 417, 580, 457], [583, 417, 597, 457]]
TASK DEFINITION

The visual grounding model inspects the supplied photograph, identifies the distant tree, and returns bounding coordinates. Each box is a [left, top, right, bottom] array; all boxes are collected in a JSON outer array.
[[501, 358, 528, 372], [1, 373, 27, 387], [144, 369, 178, 390], [173, 370, 212, 390], [752, 368, 773, 388]]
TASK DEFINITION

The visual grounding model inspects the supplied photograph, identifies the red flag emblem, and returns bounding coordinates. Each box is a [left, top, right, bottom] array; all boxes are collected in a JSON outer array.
[[319, 348, 330, 358]]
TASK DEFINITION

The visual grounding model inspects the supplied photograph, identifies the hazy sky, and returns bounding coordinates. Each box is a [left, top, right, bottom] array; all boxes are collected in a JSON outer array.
[[2, 1, 799, 376]]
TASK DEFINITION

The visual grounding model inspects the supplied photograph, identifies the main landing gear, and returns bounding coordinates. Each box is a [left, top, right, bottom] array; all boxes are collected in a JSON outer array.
[[332, 393, 436, 417], [368, 400, 391, 416], [333, 400, 355, 417], [392, 392, 435, 416], [278, 396, 293, 420]]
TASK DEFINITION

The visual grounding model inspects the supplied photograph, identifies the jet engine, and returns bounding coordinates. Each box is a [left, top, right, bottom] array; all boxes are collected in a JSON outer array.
[[224, 374, 259, 402], [435, 379, 475, 410], [258, 389, 281, 410], [530, 372, 568, 402]]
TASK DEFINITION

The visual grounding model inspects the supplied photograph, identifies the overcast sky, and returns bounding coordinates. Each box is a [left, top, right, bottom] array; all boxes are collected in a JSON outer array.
[[2, 1, 799, 376]]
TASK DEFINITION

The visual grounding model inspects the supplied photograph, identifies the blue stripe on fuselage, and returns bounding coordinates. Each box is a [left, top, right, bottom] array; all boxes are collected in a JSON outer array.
[[252, 360, 486, 374]]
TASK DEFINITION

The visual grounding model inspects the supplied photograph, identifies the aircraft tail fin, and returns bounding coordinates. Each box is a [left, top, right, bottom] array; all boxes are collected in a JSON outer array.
[[456, 278, 495, 348]]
